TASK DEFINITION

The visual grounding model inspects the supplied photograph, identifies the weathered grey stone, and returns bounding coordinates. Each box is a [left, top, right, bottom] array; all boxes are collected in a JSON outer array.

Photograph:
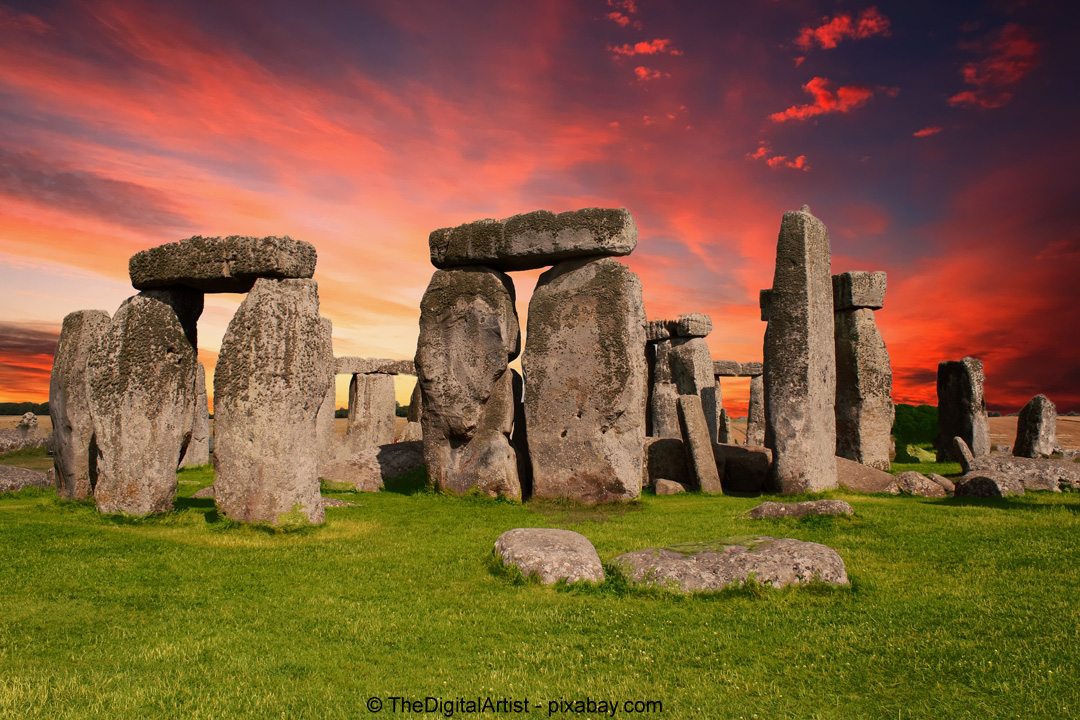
[[613, 536, 849, 592], [954, 471, 1025, 498], [643, 437, 690, 487], [376, 441, 426, 479], [746, 375, 765, 447], [180, 362, 211, 468], [192, 485, 215, 498], [347, 373, 396, 448], [714, 444, 772, 493], [759, 289, 772, 322], [713, 360, 743, 377], [0, 413, 49, 454], [654, 478, 687, 495], [836, 455, 899, 494], [893, 471, 947, 498], [494, 528, 605, 584], [671, 338, 717, 440], [315, 319, 338, 470], [675, 313, 712, 338], [763, 207, 837, 493], [747, 500, 854, 519], [335, 357, 415, 376], [742, 362, 763, 377], [0, 465, 53, 494], [832, 271, 886, 311], [1014, 394, 1057, 459], [937, 357, 991, 461], [406, 382, 423, 423], [834, 306, 893, 470], [129, 235, 316, 293], [927, 473, 956, 494], [320, 441, 426, 492], [524, 257, 646, 503], [648, 339, 681, 439], [954, 436, 976, 471], [398, 422, 422, 442], [509, 369, 532, 498], [677, 395, 723, 493], [955, 436, 1079, 492], [213, 278, 330, 525], [87, 292, 199, 515], [431, 207, 637, 272], [416, 267, 521, 499], [646, 319, 674, 342], [717, 408, 734, 444]]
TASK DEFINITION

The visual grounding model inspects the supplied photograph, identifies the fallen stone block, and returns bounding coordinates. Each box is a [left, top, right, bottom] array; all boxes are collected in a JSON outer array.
[[0, 465, 53, 494], [954, 472, 1025, 498], [747, 500, 854, 519], [494, 528, 605, 585], [892, 471, 947, 498]]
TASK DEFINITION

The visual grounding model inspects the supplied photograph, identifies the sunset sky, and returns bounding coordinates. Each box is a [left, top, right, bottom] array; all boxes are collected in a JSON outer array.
[[1, 0, 1077, 415]]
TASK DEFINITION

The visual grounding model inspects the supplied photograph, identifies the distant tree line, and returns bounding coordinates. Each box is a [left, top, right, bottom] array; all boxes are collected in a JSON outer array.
[[0, 402, 49, 416]]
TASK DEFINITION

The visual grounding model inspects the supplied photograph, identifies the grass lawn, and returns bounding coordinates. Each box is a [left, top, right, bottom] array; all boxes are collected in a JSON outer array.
[[1, 462, 1078, 719], [0, 446, 53, 472]]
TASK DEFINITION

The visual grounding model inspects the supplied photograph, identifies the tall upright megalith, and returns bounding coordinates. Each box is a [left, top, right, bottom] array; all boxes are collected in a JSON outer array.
[[524, 257, 647, 503], [50, 309, 111, 499], [415, 267, 522, 499], [346, 373, 397, 448], [833, 271, 893, 470], [763, 206, 837, 493], [314, 318, 338, 467], [86, 291, 200, 514], [746, 375, 765, 447], [213, 278, 330, 525], [1013, 394, 1057, 459], [180, 361, 211, 467], [647, 314, 716, 441], [936, 357, 990, 461]]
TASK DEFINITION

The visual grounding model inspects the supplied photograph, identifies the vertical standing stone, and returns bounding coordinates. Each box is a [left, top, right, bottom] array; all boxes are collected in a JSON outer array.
[[347, 373, 396, 448], [524, 257, 647, 503], [397, 381, 424, 442], [213, 278, 329, 525], [671, 338, 718, 441], [647, 314, 715, 440], [746, 375, 765, 447], [717, 408, 735, 444], [1013, 394, 1057, 458], [415, 267, 521, 499], [936, 357, 990, 461], [648, 340, 681, 438], [833, 272, 893, 470], [50, 309, 111, 499], [677, 395, 723, 493], [314, 319, 338, 467], [86, 291, 200, 514], [763, 206, 837, 494], [180, 362, 211, 467]]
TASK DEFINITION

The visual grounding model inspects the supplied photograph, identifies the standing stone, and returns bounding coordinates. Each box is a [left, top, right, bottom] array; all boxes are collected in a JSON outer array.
[[671, 338, 718, 441], [648, 340, 681, 438], [524, 257, 647, 503], [347, 373, 396, 448], [397, 382, 424, 442], [717, 408, 734, 444], [314, 319, 338, 467], [746, 375, 765, 446], [50, 309, 111, 499], [648, 315, 715, 440], [1013, 394, 1057, 458], [87, 292, 199, 515], [180, 362, 211, 467], [415, 267, 521, 499], [763, 206, 837, 493], [833, 272, 893, 471], [677, 395, 723, 493], [213, 278, 329, 525], [936, 357, 991, 461]]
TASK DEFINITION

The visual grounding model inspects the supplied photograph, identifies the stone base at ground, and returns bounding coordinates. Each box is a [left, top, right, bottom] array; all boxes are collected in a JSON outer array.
[[613, 536, 849, 592], [654, 479, 687, 495], [494, 528, 605, 585]]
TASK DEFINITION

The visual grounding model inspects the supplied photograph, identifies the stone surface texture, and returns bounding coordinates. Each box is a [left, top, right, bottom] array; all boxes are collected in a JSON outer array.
[[648, 339, 681, 439], [1013, 394, 1057, 458], [654, 479, 687, 495], [763, 207, 837, 493], [0, 465, 53, 494], [832, 271, 886, 311], [494, 528, 605, 585], [936, 357, 991, 461], [335, 357, 415, 376], [759, 289, 772, 322], [834, 305, 894, 470], [347, 372, 397, 448], [670, 338, 718, 440], [314, 319, 338, 471], [893, 471, 948, 498], [49, 309, 112, 499], [180, 362, 211, 468], [954, 436, 1079, 492], [717, 408, 734, 444], [416, 267, 521, 499], [713, 361, 764, 378], [643, 437, 690, 487], [714, 444, 772, 493], [836, 456, 899, 494], [430, 207, 637, 271], [747, 500, 854, 519], [746, 375, 766, 447], [213, 278, 330, 525], [613, 536, 849, 592], [954, 472, 1025, 498], [677, 395, 723, 493], [86, 292, 199, 515], [524, 257, 646, 503], [129, 235, 316, 293]]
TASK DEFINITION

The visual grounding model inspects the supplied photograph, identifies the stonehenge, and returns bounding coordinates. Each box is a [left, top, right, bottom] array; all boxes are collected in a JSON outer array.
[[936, 357, 991, 461], [648, 314, 717, 440]]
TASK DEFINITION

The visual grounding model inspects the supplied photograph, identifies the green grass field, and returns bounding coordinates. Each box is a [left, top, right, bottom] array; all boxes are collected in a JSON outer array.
[[1, 458, 1078, 719]]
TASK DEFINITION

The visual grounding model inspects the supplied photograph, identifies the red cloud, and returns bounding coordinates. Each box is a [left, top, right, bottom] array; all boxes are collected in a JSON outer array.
[[609, 38, 682, 57], [769, 77, 874, 122], [606, 12, 631, 27], [948, 24, 1038, 110], [913, 126, 942, 137], [795, 7, 891, 51], [746, 143, 810, 171], [633, 66, 668, 82], [0, 6, 49, 33]]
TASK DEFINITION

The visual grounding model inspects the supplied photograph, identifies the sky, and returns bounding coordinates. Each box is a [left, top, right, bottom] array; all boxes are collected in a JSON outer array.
[[1, 0, 1078, 416]]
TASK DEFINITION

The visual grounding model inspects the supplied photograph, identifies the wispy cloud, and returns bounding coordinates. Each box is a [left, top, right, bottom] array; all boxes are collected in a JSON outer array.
[[913, 126, 942, 137], [608, 38, 682, 57], [769, 77, 874, 122], [948, 24, 1039, 110], [795, 7, 890, 51]]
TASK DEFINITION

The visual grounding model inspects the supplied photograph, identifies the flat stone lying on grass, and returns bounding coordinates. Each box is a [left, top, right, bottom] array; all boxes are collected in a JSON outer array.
[[954, 436, 1079, 492], [654, 479, 687, 495], [613, 536, 849, 592], [129, 235, 316, 293], [836, 455, 899, 494], [0, 465, 53, 494], [430, 207, 637, 271], [192, 486, 215, 499], [892, 471, 948, 498], [494, 528, 605, 585], [747, 500, 854, 519], [954, 472, 1025, 498]]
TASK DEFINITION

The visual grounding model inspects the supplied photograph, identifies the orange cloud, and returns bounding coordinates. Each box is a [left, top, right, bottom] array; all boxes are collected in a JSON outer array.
[[769, 77, 874, 122], [0, 6, 49, 34], [633, 66, 668, 82], [609, 38, 682, 57], [795, 7, 891, 51], [606, 12, 631, 27], [948, 24, 1038, 110], [765, 154, 809, 171], [913, 126, 942, 137]]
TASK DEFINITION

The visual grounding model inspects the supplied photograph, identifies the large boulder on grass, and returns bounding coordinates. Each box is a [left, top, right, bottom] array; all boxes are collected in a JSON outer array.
[[0, 465, 53, 494], [747, 500, 854, 519], [494, 528, 605, 585], [893, 471, 948, 498]]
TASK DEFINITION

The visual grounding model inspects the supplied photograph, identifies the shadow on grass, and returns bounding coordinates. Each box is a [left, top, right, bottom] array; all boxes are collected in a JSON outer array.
[[526, 497, 643, 526], [382, 466, 433, 496], [931, 495, 1080, 514]]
